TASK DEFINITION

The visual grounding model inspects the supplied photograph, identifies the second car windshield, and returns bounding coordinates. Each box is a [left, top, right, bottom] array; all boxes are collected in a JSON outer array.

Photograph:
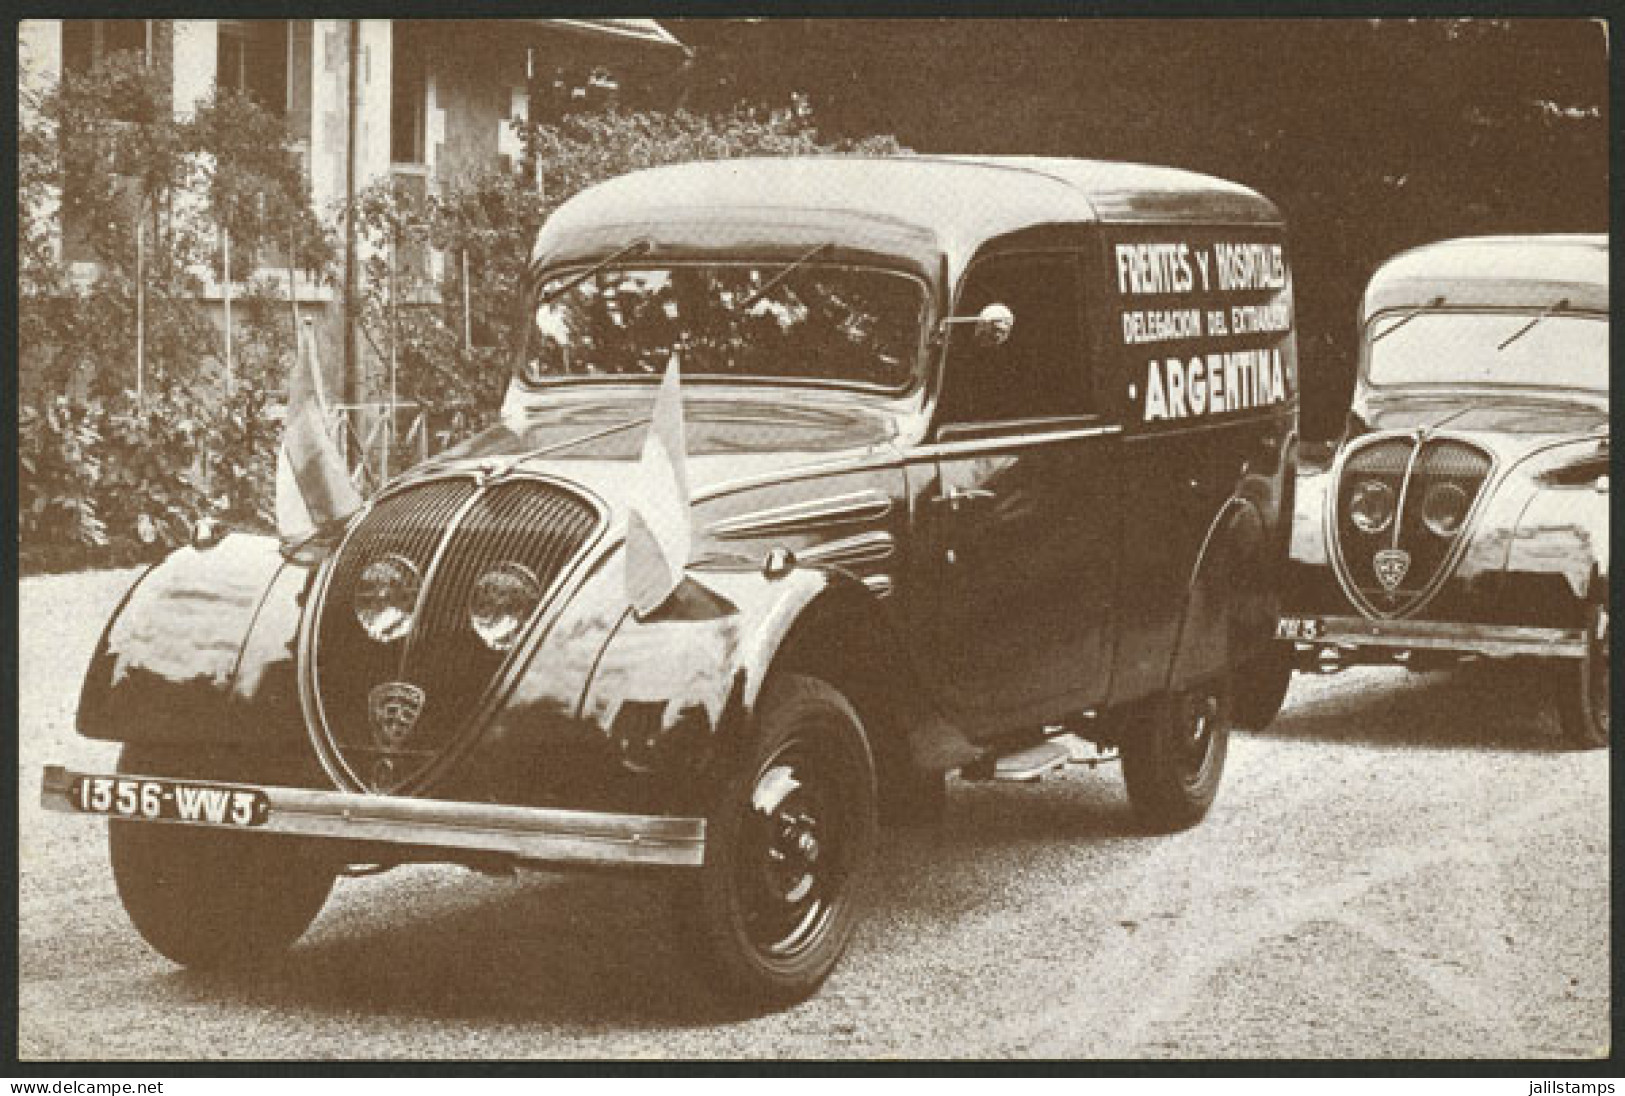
[[1366, 309, 1606, 392], [520, 262, 927, 391]]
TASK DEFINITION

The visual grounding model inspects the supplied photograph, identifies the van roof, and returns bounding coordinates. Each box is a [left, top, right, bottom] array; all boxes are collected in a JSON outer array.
[[531, 155, 1282, 285], [1363, 234, 1609, 320]]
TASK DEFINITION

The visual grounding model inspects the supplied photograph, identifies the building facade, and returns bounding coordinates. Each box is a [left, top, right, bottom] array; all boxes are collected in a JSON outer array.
[[19, 19, 687, 412]]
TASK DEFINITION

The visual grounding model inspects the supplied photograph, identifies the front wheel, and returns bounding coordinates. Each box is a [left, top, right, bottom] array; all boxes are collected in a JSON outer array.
[[1556, 599, 1610, 749], [1120, 681, 1232, 832], [109, 745, 337, 969], [680, 673, 878, 1009]]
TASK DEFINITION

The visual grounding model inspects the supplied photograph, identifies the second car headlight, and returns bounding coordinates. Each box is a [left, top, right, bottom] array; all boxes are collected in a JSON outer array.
[[1348, 479, 1396, 535], [354, 554, 421, 643], [469, 563, 544, 651], [1421, 482, 1470, 537]]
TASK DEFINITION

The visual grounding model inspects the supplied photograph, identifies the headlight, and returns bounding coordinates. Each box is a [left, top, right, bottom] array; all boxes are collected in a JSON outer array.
[[470, 563, 543, 651], [354, 554, 421, 643], [1421, 482, 1470, 537], [1348, 479, 1396, 535]]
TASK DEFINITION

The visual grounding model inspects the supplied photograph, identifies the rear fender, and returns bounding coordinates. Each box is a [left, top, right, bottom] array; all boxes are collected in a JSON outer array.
[[78, 534, 316, 748], [1166, 496, 1270, 691]]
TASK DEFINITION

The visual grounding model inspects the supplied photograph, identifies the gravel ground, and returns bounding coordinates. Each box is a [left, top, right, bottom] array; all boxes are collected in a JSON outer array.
[[17, 568, 1610, 1060]]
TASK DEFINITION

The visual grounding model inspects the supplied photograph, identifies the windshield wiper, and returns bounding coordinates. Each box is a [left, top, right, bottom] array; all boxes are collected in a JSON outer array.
[[1370, 295, 1446, 344], [539, 238, 654, 304], [1497, 297, 1569, 351], [1421, 405, 1476, 437], [734, 242, 835, 314]]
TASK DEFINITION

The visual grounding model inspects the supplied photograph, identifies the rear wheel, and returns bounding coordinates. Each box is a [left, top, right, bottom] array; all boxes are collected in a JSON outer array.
[[1233, 642, 1295, 730], [1556, 599, 1609, 749], [109, 745, 336, 969], [1120, 680, 1232, 832], [681, 674, 877, 1009]]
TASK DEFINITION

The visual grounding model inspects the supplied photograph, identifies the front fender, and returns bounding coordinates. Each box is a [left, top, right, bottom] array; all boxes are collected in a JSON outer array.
[[454, 552, 851, 812], [1288, 467, 1331, 568], [579, 563, 844, 739], [77, 534, 316, 747], [1453, 465, 1606, 599], [1504, 485, 1608, 597]]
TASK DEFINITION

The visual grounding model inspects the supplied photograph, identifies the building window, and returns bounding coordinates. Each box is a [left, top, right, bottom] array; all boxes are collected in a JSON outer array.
[[391, 28, 427, 165], [62, 20, 152, 73], [59, 21, 154, 265], [217, 21, 290, 116]]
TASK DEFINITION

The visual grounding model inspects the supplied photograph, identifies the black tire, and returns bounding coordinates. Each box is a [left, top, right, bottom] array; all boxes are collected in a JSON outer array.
[[1556, 599, 1610, 749], [681, 673, 877, 1009], [110, 744, 336, 970], [1233, 642, 1295, 730], [1120, 680, 1232, 833]]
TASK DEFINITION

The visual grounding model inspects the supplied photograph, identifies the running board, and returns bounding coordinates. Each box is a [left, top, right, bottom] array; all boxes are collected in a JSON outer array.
[[988, 734, 1091, 782]]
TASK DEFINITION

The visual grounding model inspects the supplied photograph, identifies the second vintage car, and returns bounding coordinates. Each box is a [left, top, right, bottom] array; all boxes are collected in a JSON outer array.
[[44, 155, 1299, 1005], [1277, 234, 1609, 747]]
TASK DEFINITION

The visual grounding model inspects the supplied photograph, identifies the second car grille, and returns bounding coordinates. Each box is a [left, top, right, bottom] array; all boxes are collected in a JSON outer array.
[[310, 477, 601, 793], [1332, 435, 1494, 617]]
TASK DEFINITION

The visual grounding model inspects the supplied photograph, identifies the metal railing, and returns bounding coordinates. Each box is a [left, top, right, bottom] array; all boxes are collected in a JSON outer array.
[[326, 401, 477, 495]]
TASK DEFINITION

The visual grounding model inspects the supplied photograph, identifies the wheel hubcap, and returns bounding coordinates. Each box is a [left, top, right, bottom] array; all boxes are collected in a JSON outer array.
[[1181, 693, 1222, 787], [740, 746, 850, 959]]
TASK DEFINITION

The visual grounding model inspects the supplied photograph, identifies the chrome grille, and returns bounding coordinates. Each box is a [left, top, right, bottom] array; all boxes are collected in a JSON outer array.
[[1343, 438, 1412, 478], [1333, 435, 1494, 617], [311, 477, 601, 792], [1416, 439, 1493, 480]]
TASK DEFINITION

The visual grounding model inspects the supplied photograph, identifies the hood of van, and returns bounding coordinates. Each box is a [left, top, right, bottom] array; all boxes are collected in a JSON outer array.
[[405, 390, 903, 508]]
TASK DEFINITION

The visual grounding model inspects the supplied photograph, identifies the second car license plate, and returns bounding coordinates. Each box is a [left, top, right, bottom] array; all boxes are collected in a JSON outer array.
[[1276, 616, 1323, 640], [68, 775, 270, 827]]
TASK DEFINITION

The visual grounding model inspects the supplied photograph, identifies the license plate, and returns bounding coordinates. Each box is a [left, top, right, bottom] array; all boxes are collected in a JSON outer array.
[[68, 775, 270, 827], [1276, 616, 1323, 641]]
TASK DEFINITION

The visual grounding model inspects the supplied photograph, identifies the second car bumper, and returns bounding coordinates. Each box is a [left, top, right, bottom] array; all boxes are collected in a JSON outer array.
[[1277, 615, 1588, 660], [40, 765, 707, 869]]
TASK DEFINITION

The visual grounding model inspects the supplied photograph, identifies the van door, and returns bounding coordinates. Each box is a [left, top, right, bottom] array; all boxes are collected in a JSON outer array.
[[919, 251, 1122, 728], [1100, 228, 1297, 704]]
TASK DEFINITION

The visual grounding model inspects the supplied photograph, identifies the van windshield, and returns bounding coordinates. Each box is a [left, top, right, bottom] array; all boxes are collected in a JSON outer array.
[[1366, 310, 1606, 392], [519, 263, 927, 391]]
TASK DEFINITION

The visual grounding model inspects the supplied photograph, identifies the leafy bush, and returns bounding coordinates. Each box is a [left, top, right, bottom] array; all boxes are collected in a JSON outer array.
[[19, 55, 328, 572], [20, 391, 209, 571]]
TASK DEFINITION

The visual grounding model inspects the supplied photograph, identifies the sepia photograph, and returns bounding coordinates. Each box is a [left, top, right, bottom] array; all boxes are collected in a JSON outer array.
[[13, 15, 1611, 1064]]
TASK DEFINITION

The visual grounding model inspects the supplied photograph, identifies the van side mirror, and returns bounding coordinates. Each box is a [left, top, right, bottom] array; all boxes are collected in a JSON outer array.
[[940, 303, 1016, 347]]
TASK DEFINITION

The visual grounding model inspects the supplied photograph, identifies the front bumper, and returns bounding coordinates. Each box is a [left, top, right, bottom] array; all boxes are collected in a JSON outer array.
[[1277, 614, 1588, 661], [40, 765, 706, 870]]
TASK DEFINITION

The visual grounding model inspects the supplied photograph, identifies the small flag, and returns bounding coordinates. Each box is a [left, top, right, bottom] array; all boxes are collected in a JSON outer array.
[[276, 323, 362, 543], [624, 354, 692, 618]]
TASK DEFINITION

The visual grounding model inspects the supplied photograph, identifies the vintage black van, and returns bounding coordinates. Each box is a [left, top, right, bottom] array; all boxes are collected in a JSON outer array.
[[44, 156, 1299, 1005]]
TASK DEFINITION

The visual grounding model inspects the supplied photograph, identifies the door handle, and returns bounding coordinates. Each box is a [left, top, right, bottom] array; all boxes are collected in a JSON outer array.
[[931, 486, 996, 509]]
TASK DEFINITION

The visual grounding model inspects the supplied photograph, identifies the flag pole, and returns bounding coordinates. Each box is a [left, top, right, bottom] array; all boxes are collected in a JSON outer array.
[[222, 226, 234, 395]]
